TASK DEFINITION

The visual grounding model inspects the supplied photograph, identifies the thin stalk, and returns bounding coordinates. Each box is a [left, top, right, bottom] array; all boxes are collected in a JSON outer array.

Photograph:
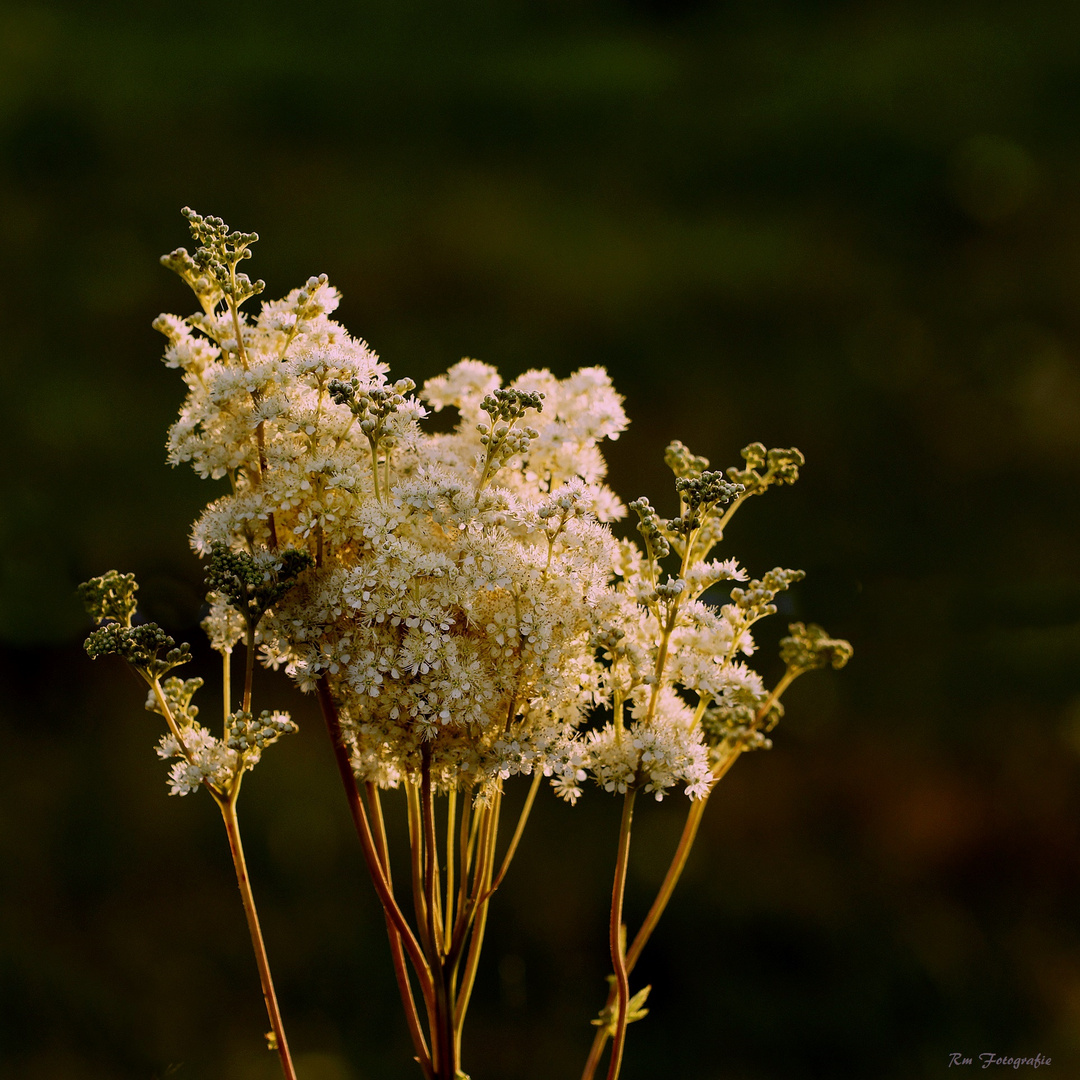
[[452, 791, 501, 1053], [368, 439, 383, 503], [480, 770, 541, 902], [223, 650, 233, 721], [465, 799, 483, 880], [758, 667, 799, 721], [452, 883, 490, 1065], [580, 796, 708, 1080], [242, 622, 257, 714], [219, 797, 297, 1080], [227, 280, 277, 549], [227, 292, 250, 369], [367, 784, 433, 1078], [628, 797, 704, 973], [146, 676, 210, 782], [581, 746, 763, 1080], [420, 750, 444, 960], [453, 792, 473, 943], [583, 668, 806, 1080], [644, 601, 681, 724], [444, 789, 457, 955], [417, 761, 455, 1080], [606, 788, 638, 1080], [316, 680, 435, 1006], [690, 696, 708, 731], [432, 959, 456, 1080], [407, 781, 432, 957]]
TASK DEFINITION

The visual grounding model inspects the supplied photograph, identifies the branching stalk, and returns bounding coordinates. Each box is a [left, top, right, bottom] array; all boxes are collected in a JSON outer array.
[[219, 797, 298, 1080], [581, 669, 806, 1080]]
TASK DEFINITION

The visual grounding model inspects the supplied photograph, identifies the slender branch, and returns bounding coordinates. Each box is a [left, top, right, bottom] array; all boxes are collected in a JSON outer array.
[[242, 622, 256, 714], [453, 791, 474, 945], [316, 679, 435, 1005], [465, 801, 482, 881], [582, 751, 753, 1080], [227, 282, 277, 549], [606, 787, 637, 1080], [452, 879, 491, 1065], [421, 748, 444, 960], [223, 649, 232, 722], [367, 784, 433, 1077], [407, 781, 433, 957], [628, 797, 705, 973], [444, 788, 457, 955], [365, 783, 393, 880], [479, 770, 542, 902], [146, 675, 214, 786], [219, 797, 298, 1080], [452, 790, 501, 1048], [227, 292, 250, 370], [757, 667, 799, 722], [368, 438, 383, 503], [583, 668, 807, 1079]]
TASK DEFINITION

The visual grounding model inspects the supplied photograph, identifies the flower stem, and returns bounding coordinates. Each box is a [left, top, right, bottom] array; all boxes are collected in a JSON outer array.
[[421, 748, 444, 959], [581, 794, 707, 1080], [480, 770, 541, 902], [316, 679, 435, 1007], [444, 789, 457, 955], [581, 744, 763, 1080], [223, 650, 233, 723], [367, 783, 434, 1079], [606, 787, 637, 1080], [218, 797, 297, 1080], [452, 791, 501, 1060], [242, 622, 256, 714]]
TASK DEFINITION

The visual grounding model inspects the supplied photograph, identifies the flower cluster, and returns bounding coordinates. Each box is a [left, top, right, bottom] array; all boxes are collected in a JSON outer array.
[[156, 210, 849, 805], [557, 444, 817, 802], [158, 212, 631, 795], [146, 677, 298, 798], [81, 563, 300, 798]]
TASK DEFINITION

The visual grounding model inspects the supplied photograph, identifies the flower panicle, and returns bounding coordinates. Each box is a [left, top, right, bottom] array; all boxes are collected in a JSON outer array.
[[147, 212, 848, 809]]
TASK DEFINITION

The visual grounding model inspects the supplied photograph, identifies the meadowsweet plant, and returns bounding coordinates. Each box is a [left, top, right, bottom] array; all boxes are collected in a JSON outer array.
[[80, 561, 304, 1079], [82, 208, 851, 1080]]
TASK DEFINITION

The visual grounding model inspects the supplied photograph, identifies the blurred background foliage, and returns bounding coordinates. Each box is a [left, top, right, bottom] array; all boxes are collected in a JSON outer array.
[[2, 0, 1080, 1077]]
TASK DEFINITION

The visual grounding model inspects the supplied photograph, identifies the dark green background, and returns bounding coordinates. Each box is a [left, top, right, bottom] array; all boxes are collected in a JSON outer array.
[[3, 1, 1080, 1077]]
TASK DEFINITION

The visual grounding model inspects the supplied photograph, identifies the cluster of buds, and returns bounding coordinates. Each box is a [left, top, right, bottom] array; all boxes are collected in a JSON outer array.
[[475, 387, 544, 491], [81, 553, 305, 799], [146, 676, 204, 727], [729, 567, 807, 622], [629, 497, 671, 563], [80, 572, 192, 680], [781, 622, 855, 672], [725, 441, 805, 493], [671, 471, 743, 534], [206, 543, 313, 627], [159, 207, 265, 311], [227, 710, 299, 755]]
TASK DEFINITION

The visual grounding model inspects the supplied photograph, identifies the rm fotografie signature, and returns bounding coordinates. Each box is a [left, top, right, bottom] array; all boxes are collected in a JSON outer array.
[[949, 1053, 1051, 1069]]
